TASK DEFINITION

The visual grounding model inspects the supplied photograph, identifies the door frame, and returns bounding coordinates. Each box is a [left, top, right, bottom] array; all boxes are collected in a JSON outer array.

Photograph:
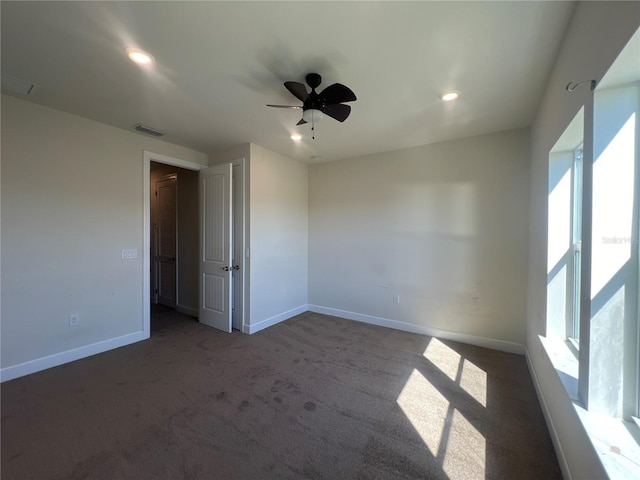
[[142, 151, 247, 338], [231, 160, 246, 331]]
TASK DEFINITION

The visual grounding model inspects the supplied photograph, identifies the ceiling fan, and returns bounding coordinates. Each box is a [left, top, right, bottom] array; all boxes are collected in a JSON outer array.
[[267, 73, 357, 138]]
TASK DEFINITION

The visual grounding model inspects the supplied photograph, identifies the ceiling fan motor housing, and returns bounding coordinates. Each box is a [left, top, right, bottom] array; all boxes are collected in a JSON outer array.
[[303, 91, 326, 111]]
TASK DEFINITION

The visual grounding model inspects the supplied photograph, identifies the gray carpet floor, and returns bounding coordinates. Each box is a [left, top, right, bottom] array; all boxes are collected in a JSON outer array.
[[1, 310, 561, 479]]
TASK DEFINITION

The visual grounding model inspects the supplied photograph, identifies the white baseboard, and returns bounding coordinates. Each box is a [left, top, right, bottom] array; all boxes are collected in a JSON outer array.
[[0, 331, 148, 383], [308, 304, 525, 354], [176, 304, 198, 318], [247, 304, 308, 334], [525, 347, 572, 480]]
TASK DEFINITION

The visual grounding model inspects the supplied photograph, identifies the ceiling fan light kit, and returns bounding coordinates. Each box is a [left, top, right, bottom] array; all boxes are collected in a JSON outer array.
[[302, 109, 323, 124], [268, 73, 356, 139]]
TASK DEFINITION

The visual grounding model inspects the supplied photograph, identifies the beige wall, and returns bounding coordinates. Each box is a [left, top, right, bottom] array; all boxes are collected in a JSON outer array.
[[309, 128, 530, 348], [1, 94, 208, 374], [248, 144, 308, 330]]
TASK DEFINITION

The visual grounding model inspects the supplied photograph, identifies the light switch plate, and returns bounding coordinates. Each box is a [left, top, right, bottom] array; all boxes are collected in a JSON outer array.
[[122, 249, 137, 259]]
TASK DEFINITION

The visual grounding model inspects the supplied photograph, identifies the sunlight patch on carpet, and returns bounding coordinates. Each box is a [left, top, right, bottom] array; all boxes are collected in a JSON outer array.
[[423, 338, 461, 382], [423, 338, 487, 407], [443, 409, 486, 478], [460, 358, 487, 407], [397, 368, 486, 478], [397, 369, 449, 457]]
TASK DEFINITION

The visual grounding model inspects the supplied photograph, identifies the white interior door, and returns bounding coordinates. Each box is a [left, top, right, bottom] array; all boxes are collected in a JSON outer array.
[[199, 163, 232, 332]]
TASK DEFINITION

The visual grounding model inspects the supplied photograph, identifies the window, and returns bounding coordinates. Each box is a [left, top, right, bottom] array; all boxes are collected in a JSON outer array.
[[547, 110, 584, 357], [546, 28, 640, 478], [568, 144, 583, 351]]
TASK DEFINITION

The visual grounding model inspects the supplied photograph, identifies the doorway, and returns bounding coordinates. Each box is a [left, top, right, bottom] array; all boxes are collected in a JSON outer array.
[[150, 162, 199, 316], [142, 151, 246, 338]]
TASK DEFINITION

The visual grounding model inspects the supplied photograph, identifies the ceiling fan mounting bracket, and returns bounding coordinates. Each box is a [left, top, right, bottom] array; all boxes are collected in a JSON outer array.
[[306, 73, 322, 90]]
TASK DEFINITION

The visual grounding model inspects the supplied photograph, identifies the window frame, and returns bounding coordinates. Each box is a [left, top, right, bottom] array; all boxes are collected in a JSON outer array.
[[567, 144, 584, 354]]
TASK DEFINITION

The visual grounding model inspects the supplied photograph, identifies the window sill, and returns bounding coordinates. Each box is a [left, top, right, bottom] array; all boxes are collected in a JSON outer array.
[[539, 335, 579, 401], [539, 335, 640, 479]]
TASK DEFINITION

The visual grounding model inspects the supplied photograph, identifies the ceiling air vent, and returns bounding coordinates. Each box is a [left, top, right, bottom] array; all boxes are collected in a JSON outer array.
[[1, 73, 39, 96], [133, 123, 165, 137]]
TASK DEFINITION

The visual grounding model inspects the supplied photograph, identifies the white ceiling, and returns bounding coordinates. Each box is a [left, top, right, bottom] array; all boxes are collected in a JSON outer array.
[[1, 1, 576, 163]]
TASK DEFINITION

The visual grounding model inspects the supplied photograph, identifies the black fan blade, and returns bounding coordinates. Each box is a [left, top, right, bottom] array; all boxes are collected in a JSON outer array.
[[267, 104, 302, 109], [296, 118, 307, 125], [284, 81, 309, 102], [318, 83, 356, 105], [322, 103, 351, 122]]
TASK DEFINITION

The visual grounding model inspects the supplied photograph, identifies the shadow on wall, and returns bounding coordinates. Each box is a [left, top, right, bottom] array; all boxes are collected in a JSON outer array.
[[310, 130, 530, 344]]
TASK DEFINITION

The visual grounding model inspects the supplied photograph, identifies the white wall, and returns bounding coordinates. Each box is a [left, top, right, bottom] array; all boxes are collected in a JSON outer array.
[[1, 94, 208, 377], [248, 144, 308, 331], [309, 128, 530, 350], [526, 2, 639, 478]]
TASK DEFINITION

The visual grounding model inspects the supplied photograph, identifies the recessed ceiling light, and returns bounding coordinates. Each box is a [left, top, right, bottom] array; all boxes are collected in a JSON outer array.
[[291, 134, 302, 141], [439, 90, 460, 102], [126, 48, 154, 66]]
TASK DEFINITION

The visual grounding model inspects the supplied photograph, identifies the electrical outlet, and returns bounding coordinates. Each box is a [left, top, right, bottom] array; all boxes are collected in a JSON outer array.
[[69, 314, 80, 327]]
